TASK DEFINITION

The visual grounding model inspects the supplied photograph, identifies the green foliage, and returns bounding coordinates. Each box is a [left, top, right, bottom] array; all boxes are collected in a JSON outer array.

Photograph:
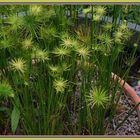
[[11, 105, 20, 134], [86, 87, 109, 108], [0, 5, 138, 135], [0, 82, 14, 97]]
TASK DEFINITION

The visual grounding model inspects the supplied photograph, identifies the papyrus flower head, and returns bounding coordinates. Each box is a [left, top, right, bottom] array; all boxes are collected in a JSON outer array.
[[10, 58, 26, 74], [83, 6, 92, 14], [53, 78, 68, 93], [29, 5, 42, 15], [95, 6, 106, 16], [22, 38, 33, 50], [32, 48, 49, 62], [86, 87, 109, 108], [76, 46, 90, 60], [53, 46, 71, 58], [0, 81, 14, 97], [61, 37, 78, 49]]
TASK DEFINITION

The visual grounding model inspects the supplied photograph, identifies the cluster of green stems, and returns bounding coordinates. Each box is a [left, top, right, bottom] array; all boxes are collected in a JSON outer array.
[[0, 5, 139, 135]]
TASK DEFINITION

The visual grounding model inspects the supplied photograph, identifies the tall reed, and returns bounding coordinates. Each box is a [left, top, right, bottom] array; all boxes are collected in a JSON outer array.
[[0, 5, 139, 135]]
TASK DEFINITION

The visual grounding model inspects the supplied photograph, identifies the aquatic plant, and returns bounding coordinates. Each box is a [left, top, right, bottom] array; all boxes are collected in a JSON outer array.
[[0, 5, 139, 135]]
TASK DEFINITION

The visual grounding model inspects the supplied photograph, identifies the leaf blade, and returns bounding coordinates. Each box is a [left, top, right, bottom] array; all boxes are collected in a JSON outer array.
[[11, 105, 20, 134]]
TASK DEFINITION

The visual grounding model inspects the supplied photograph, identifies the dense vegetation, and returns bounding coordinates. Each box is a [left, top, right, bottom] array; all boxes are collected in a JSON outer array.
[[0, 5, 139, 135]]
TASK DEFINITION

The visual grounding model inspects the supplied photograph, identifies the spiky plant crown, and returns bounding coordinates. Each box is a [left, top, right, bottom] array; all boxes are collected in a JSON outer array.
[[83, 6, 92, 14], [10, 58, 27, 74], [124, 54, 137, 67], [19, 12, 41, 36], [61, 36, 78, 49], [114, 21, 131, 44], [75, 26, 91, 45], [134, 43, 138, 48], [29, 5, 43, 16], [122, 5, 129, 14], [0, 81, 14, 97], [92, 6, 106, 22], [119, 21, 128, 32], [53, 78, 68, 93], [103, 23, 113, 32], [95, 6, 106, 16], [48, 64, 62, 77], [49, 63, 70, 77], [53, 46, 71, 58], [98, 33, 112, 47], [0, 37, 14, 49], [61, 63, 71, 72], [114, 30, 123, 44], [7, 15, 22, 31], [86, 87, 109, 108], [75, 46, 90, 60], [22, 37, 33, 50], [93, 14, 102, 22], [31, 47, 49, 62], [40, 26, 57, 40], [40, 6, 56, 20]]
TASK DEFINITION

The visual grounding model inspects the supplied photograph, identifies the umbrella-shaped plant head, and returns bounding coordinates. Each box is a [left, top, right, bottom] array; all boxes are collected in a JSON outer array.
[[0, 81, 14, 98], [0, 5, 138, 135]]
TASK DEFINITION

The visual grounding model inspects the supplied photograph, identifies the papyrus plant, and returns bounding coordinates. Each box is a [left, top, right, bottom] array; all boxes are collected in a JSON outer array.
[[0, 5, 139, 135]]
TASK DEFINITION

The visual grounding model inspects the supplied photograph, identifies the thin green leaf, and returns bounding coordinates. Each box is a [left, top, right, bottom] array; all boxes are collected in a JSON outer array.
[[11, 105, 20, 134]]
